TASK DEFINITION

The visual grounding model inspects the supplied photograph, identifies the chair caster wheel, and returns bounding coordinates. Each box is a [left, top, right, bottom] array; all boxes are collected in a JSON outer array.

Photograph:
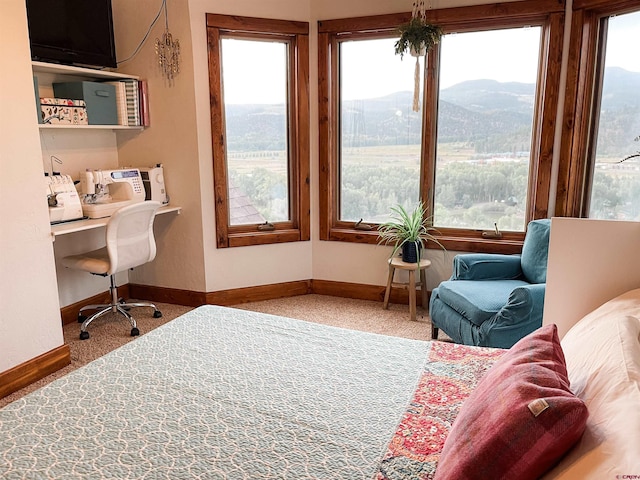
[[131, 327, 140, 337], [79, 331, 90, 340], [153, 310, 163, 318], [78, 315, 87, 323]]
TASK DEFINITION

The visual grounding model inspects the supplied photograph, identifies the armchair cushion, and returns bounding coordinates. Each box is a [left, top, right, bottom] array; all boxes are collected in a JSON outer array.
[[521, 219, 551, 284], [453, 254, 523, 281], [437, 279, 530, 327]]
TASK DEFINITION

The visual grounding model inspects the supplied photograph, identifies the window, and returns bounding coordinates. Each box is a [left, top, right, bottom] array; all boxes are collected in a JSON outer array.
[[207, 14, 310, 247], [588, 10, 639, 220], [339, 37, 422, 224], [434, 27, 541, 231], [319, 1, 564, 253], [556, 1, 640, 220], [589, 11, 640, 220]]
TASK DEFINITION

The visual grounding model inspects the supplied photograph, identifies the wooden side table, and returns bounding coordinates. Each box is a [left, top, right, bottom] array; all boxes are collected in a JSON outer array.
[[383, 256, 431, 321]]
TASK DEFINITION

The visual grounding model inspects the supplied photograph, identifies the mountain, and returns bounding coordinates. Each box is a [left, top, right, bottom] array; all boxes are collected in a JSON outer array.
[[439, 79, 536, 115], [223, 67, 640, 155], [600, 66, 640, 110]]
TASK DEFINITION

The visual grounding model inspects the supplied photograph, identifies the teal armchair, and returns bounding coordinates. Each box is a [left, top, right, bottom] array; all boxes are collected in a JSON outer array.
[[429, 219, 551, 348]]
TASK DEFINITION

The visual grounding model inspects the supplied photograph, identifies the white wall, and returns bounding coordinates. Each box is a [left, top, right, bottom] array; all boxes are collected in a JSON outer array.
[[0, 0, 64, 372], [544, 218, 640, 339], [110, 0, 207, 294], [188, 0, 314, 292]]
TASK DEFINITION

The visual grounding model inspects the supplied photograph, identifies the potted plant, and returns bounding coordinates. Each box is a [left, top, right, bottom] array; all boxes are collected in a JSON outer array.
[[378, 201, 444, 264], [394, 17, 443, 59]]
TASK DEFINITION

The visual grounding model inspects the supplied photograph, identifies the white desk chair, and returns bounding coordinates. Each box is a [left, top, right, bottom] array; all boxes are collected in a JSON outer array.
[[62, 201, 163, 340]]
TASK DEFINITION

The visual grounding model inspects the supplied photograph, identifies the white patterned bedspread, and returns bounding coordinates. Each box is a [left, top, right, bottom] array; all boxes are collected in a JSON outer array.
[[1, 305, 433, 479]]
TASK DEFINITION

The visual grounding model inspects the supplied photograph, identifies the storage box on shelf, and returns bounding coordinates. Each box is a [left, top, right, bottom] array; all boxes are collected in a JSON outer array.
[[53, 81, 117, 125], [40, 98, 88, 125]]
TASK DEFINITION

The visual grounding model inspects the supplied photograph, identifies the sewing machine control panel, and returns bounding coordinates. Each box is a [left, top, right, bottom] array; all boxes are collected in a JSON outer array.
[[110, 170, 144, 195]]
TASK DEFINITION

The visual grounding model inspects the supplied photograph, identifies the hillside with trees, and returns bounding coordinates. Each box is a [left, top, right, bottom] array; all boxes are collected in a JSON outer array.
[[225, 67, 640, 225]]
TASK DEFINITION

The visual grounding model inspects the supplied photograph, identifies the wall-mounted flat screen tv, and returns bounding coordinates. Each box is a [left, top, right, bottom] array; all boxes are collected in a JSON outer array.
[[26, 0, 117, 69]]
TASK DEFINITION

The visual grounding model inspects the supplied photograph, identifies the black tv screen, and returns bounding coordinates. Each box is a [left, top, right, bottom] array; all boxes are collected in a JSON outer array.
[[26, 0, 117, 69]]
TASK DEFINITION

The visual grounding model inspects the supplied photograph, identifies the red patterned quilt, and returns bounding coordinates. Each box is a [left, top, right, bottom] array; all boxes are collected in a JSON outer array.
[[375, 341, 505, 480]]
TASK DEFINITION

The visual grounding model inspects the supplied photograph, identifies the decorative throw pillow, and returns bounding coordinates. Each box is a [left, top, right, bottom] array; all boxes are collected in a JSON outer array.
[[433, 324, 588, 480]]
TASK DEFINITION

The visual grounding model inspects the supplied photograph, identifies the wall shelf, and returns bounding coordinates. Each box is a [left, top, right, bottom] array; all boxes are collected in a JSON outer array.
[[33, 61, 146, 130], [32, 61, 139, 81], [38, 124, 144, 131]]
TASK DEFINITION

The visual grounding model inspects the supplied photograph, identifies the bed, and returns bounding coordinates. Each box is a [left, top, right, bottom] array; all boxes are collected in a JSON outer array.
[[1, 288, 639, 479]]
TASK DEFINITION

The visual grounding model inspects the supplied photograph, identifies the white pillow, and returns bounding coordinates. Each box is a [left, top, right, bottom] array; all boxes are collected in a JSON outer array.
[[543, 289, 640, 478]]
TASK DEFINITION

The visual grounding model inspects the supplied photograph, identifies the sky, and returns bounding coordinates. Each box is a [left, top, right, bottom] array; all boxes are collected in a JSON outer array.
[[220, 10, 639, 105], [340, 27, 542, 101], [604, 11, 640, 71], [221, 38, 287, 105]]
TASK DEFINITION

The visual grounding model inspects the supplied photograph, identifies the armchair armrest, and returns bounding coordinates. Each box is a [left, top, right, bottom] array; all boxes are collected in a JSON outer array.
[[452, 254, 523, 281], [479, 283, 546, 348]]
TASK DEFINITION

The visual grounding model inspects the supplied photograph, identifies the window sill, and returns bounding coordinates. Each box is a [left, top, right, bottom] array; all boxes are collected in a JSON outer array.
[[226, 229, 305, 248], [323, 227, 524, 254]]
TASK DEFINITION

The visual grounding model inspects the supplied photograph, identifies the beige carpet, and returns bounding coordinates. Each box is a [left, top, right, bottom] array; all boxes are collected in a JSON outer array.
[[1, 294, 443, 408]]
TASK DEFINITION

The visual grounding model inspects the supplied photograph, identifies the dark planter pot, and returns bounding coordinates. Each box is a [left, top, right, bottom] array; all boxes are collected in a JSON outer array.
[[401, 241, 422, 263]]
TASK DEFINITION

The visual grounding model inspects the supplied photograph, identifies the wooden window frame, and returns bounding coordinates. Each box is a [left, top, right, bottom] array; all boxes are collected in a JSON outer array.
[[207, 14, 310, 248], [318, 1, 564, 254], [555, 0, 640, 218]]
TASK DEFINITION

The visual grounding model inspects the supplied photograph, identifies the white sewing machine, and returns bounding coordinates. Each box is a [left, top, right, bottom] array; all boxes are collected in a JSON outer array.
[[79, 168, 145, 218], [45, 173, 84, 224]]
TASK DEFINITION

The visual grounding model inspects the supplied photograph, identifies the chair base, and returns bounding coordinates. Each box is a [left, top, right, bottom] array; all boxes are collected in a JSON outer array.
[[78, 275, 162, 340]]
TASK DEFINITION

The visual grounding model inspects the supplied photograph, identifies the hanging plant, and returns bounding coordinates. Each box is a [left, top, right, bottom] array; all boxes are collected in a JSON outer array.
[[394, 17, 443, 59], [394, 4, 443, 112]]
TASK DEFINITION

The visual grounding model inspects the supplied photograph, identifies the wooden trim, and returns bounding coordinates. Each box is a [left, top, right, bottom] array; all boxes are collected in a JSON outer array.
[[573, 0, 640, 13], [206, 13, 309, 35], [297, 33, 311, 241], [422, 44, 439, 222], [556, 9, 599, 217], [228, 229, 302, 247], [129, 283, 207, 307], [311, 279, 430, 306], [0, 344, 70, 400], [205, 280, 312, 306], [60, 285, 130, 325], [318, 0, 564, 33], [136, 279, 431, 306], [554, 9, 586, 217], [132, 278, 435, 311], [317, 31, 334, 241], [207, 15, 310, 248], [557, 1, 639, 217], [319, 13, 410, 34], [529, 12, 565, 220], [207, 25, 230, 249], [323, 227, 523, 253]]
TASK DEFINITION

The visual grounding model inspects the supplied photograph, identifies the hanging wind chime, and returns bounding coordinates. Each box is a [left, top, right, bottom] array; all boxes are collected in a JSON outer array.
[[155, 0, 180, 85], [394, 0, 443, 112]]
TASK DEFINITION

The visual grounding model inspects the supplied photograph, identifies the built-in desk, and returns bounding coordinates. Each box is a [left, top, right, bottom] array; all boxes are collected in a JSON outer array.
[[50, 205, 181, 240]]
